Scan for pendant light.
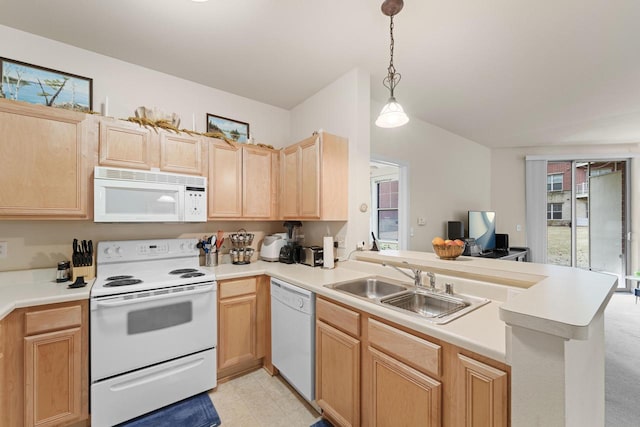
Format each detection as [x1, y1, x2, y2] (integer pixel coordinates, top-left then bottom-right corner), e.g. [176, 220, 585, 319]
[376, 0, 409, 128]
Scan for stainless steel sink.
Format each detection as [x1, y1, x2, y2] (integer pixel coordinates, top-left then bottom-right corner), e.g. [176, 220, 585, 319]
[381, 292, 468, 318]
[325, 277, 490, 324]
[328, 277, 409, 299]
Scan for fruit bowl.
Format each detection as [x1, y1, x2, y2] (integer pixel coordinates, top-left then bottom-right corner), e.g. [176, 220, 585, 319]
[432, 241, 465, 260]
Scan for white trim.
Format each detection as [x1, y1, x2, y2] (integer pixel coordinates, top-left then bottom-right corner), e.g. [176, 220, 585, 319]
[370, 157, 408, 250]
[526, 154, 636, 161]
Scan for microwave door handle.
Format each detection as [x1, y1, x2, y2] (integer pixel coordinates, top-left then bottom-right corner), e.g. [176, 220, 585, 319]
[95, 284, 215, 308]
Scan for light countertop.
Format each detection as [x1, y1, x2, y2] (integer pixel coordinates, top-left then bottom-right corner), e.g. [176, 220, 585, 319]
[0, 268, 93, 319]
[0, 250, 617, 364]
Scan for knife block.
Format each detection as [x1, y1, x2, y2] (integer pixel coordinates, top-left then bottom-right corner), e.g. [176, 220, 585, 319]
[72, 263, 95, 282]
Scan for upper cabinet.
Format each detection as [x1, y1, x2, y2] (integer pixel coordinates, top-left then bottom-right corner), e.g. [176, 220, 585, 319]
[281, 132, 348, 220]
[98, 118, 205, 176]
[0, 99, 95, 219]
[208, 139, 278, 219]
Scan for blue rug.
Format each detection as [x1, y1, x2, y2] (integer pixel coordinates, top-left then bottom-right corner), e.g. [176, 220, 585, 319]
[310, 419, 333, 427]
[118, 393, 221, 427]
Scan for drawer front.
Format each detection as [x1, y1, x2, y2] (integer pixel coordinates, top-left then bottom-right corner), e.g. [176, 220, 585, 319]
[219, 277, 257, 299]
[368, 318, 441, 377]
[317, 298, 360, 337]
[25, 305, 82, 336]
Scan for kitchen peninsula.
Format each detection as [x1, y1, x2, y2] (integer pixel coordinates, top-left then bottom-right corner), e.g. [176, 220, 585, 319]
[0, 251, 615, 427]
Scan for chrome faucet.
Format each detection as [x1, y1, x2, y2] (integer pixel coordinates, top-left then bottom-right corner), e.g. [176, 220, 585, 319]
[382, 261, 432, 289]
[425, 271, 436, 290]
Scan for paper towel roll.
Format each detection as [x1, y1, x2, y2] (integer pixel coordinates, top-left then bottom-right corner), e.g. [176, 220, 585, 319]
[323, 236, 334, 269]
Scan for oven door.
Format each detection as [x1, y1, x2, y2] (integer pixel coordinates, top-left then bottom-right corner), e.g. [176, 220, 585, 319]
[94, 179, 184, 222]
[90, 282, 216, 381]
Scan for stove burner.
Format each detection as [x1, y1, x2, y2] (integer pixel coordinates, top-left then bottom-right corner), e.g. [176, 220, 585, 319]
[181, 272, 205, 278]
[106, 275, 134, 281]
[104, 279, 143, 287]
[169, 268, 198, 275]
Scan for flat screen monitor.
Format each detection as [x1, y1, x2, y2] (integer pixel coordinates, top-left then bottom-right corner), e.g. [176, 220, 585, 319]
[468, 211, 496, 251]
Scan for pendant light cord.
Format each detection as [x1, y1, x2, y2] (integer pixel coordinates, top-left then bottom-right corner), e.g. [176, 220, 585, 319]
[383, 15, 401, 97]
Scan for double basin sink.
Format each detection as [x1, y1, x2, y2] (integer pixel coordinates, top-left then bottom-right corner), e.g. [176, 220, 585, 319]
[325, 277, 490, 324]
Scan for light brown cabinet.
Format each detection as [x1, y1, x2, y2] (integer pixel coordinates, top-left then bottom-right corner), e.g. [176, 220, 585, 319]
[208, 140, 278, 219]
[368, 346, 441, 427]
[366, 318, 442, 426]
[98, 118, 205, 176]
[1, 300, 88, 427]
[316, 296, 510, 427]
[0, 99, 95, 219]
[217, 276, 270, 380]
[316, 298, 361, 427]
[454, 353, 508, 427]
[281, 132, 348, 220]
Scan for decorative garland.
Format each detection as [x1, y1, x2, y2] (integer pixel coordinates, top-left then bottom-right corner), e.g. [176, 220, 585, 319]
[123, 117, 273, 149]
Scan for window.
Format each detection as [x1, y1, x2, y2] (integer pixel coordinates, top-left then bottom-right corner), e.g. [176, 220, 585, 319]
[547, 174, 563, 192]
[547, 203, 562, 220]
[376, 180, 398, 246]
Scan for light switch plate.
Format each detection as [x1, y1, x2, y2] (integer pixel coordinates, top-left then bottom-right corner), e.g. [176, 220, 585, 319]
[0, 241, 7, 258]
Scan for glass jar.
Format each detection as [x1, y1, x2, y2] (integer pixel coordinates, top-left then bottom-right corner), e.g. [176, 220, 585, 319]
[56, 261, 70, 282]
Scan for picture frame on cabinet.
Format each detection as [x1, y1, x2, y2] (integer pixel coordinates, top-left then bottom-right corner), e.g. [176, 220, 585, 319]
[206, 113, 250, 143]
[0, 57, 93, 112]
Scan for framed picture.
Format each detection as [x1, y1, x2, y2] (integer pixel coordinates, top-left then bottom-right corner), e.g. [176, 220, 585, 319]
[0, 57, 93, 112]
[206, 113, 250, 143]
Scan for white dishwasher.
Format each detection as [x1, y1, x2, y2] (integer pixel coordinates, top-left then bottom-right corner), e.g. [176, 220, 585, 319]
[271, 278, 316, 402]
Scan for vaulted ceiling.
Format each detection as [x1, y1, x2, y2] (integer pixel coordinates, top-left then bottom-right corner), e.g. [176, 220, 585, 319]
[3, 0, 640, 148]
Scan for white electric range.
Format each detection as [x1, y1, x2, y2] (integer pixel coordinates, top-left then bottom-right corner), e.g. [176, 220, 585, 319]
[90, 238, 217, 427]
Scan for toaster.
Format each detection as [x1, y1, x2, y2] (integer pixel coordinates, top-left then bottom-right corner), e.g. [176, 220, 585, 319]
[300, 246, 324, 267]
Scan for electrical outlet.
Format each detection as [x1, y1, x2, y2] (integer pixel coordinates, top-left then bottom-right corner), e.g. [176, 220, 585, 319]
[0, 241, 7, 258]
[417, 217, 426, 226]
[516, 224, 522, 232]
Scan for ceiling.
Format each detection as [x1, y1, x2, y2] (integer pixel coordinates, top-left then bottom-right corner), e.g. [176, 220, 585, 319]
[2, 0, 640, 148]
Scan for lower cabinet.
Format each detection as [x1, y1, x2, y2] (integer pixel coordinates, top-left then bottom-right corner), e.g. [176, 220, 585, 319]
[24, 327, 82, 427]
[454, 353, 508, 427]
[217, 276, 269, 380]
[0, 300, 89, 427]
[369, 346, 441, 427]
[315, 296, 510, 427]
[316, 320, 360, 427]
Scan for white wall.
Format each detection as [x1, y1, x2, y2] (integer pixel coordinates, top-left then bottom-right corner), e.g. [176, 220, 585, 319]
[0, 24, 291, 271]
[289, 68, 372, 257]
[370, 101, 492, 251]
[0, 25, 290, 147]
[491, 144, 640, 271]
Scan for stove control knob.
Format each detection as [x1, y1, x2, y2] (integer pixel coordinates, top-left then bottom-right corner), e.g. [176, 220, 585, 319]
[297, 298, 304, 309]
[115, 246, 123, 256]
[180, 243, 186, 251]
[104, 247, 113, 256]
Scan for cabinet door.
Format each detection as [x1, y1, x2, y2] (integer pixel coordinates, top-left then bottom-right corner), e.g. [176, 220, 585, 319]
[24, 327, 82, 427]
[243, 146, 273, 218]
[99, 119, 153, 170]
[0, 320, 4, 421]
[160, 132, 204, 175]
[456, 354, 508, 427]
[369, 346, 441, 427]
[299, 136, 321, 218]
[218, 294, 257, 370]
[0, 100, 90, 218]
[316, 320, 360, 427]
[208, 140, 242, 218]
[281, 145, 299, 218]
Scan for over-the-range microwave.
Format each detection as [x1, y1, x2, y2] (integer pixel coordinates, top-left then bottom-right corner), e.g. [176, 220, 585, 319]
[94, 166, 207, 223]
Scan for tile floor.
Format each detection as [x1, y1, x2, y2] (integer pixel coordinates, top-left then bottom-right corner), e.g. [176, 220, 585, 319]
[208, 368, 322, 426]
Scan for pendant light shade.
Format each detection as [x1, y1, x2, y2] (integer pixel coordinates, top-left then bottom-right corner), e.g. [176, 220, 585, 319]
[375, 97, 409, 128]
[376, 1, 408, 129]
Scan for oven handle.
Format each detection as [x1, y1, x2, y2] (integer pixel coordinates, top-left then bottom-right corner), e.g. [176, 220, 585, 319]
[95, 284, 215, 308]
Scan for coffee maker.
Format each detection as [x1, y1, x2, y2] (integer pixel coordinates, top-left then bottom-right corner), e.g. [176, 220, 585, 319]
[279, 221, 302, 264]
